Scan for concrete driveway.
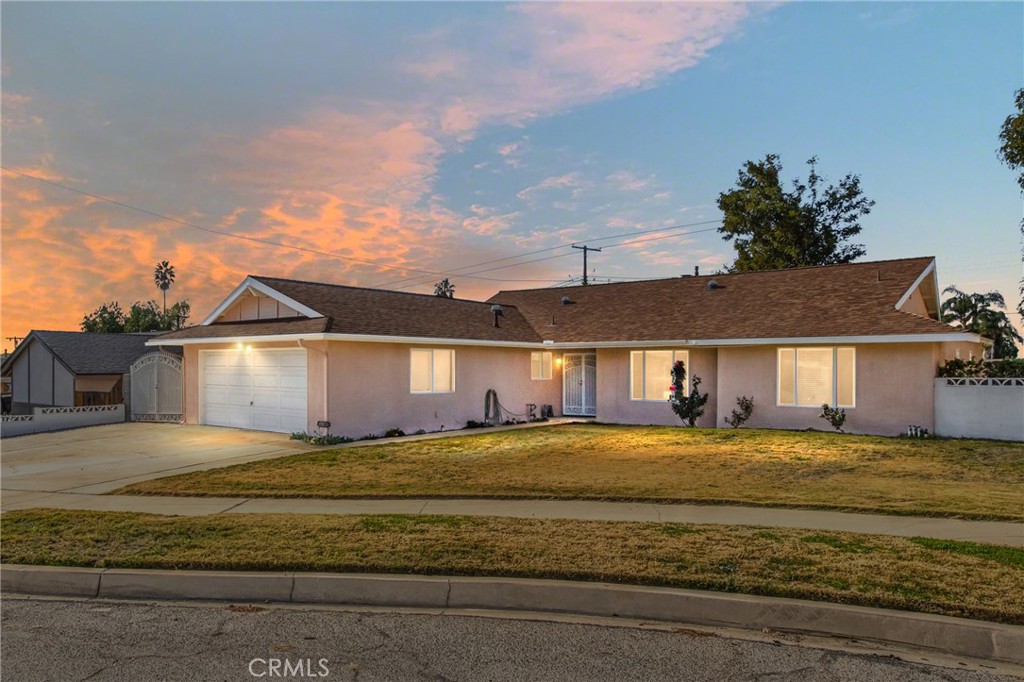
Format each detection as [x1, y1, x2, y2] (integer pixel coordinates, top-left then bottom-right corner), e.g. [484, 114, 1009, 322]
[1, 423, 317, 510]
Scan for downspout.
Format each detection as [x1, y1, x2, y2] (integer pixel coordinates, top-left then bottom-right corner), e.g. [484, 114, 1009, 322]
[298, 339, 329, 430]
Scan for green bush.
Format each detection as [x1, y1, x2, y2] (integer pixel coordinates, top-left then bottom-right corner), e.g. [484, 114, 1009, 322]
[819, 404, 847, 433]
[723, 396, 754, 428]
[289, 432, 354, 446]
[937, 357, 1024, 378]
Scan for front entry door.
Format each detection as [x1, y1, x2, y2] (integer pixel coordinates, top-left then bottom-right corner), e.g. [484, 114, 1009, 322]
[563, 353, 596, 416]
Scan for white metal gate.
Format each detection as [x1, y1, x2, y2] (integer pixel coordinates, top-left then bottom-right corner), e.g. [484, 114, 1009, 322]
[130, 352, 183, 422]
[563, 353, 596, 416]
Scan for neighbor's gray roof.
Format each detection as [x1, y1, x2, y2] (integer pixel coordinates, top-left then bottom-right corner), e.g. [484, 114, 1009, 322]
[2, 331, 181, 376]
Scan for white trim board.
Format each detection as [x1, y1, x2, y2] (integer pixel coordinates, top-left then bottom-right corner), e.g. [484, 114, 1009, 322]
[149, 331, 984, 349]
[894, 259, 937, 313]
[200, 277, 323, 326]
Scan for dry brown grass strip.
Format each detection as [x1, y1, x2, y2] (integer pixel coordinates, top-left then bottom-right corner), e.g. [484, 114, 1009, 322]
[117, 425, 1024, 520]
[3, 509, 1022, 624]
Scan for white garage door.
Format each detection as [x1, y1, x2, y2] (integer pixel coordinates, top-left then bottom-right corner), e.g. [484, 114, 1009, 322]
[201, 349, 307, 433]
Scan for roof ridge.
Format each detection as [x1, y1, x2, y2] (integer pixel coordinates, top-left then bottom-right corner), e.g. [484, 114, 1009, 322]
[493, 256, 935, 295]
[252, 275, 521, 309]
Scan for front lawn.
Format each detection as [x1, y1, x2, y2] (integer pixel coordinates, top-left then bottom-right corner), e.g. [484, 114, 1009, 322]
[3, 509, 1022, 624]
[117, 424, 1024, 520]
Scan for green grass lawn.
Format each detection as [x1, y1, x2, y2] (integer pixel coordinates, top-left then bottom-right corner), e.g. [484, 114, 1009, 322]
[117, 424, 1024, 520]
[3, 509, 1022, 624]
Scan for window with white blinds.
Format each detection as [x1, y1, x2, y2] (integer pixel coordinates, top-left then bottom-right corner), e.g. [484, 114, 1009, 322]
[777, 347, 855, 408]
[531, 352, 553, 380]
[630, 350, 689, 401]
[410, 349, 455, 394]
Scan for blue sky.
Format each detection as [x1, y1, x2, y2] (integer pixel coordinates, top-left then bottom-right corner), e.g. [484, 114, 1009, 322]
[2, 2, 1021, 341]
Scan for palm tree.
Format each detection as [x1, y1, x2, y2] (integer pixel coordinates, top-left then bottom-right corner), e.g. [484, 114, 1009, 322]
[154, 261, 176, 314]
[941, 285, 1022, 358]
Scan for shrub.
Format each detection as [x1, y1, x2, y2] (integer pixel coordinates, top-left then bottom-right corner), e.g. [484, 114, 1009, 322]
[465, 420, 493, 429]
[383, 427, 406, 438]
[937, 358, 987, 377]
[987, 358, 1024, 378]
[819, 404, 847, 433]
[360, 433, 381, 441]
[723, 395, 754, 428]
[289, 432, 353, 446]
[669, 360, 709, 428]
[937, 357, 1024, 378]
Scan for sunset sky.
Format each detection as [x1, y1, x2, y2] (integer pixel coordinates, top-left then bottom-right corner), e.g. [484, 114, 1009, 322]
[2, 2, 1021, 348]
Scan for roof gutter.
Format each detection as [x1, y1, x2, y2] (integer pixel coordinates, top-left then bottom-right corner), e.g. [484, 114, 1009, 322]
[149, 331, 984, 349]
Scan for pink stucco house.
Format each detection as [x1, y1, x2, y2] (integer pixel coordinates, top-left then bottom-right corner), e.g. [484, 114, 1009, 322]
[151, 256, 984, 437]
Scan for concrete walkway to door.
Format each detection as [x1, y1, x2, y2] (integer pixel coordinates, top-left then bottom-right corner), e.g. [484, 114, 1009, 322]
[2, 422, 1021, 548]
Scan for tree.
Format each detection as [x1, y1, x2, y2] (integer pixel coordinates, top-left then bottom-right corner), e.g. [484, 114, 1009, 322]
[154, 261, 176, 314]
[81, 302, 126, 333]
[941, 285, 1022, 359]
[996, 88, 1024, 318]
[998, 89, 1024, 193]
[433, 278, 455, 298]
[717, 154, 874, 272]
[80, 300, 191, 334]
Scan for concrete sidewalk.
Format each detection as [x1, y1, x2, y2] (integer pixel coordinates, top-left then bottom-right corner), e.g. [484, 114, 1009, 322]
[3, 491, 1021, 547]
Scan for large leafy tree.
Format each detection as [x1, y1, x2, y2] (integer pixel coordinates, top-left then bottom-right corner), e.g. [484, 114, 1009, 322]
[996, 88, 1024, 318]
[941, 285, 1021, 359]
[717, 155, 874, 272]
[80, 300, 190, 333]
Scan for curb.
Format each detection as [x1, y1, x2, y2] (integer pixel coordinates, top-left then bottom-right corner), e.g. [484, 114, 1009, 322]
[3, 565, 1022, 665]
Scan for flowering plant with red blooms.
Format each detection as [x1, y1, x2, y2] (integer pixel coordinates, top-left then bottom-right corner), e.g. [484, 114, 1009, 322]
[669, 360, 709, 427]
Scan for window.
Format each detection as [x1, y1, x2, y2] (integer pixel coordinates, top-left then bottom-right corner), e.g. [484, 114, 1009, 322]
[410, 349, 455, 394]
[531, 352, 553, 380]
[630, 350, 688, 401]
[777, 347, 855, 408]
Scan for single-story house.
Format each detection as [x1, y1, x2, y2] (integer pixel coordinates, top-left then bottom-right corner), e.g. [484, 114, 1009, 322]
[150, 256, 984, 437]
[1, 331, 181, 414]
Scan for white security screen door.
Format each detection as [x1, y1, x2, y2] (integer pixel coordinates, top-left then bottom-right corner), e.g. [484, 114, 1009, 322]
[201, 348, 307, 433]
[563, 353, 596, 416]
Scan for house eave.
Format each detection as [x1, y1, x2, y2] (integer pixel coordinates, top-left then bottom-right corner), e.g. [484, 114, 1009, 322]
[150, 331, 983, 349]
[199, 276, 323, 326]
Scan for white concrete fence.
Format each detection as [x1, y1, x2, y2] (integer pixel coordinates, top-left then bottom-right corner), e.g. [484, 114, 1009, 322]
[934, 378, 1024, 442]
[0, 404, 125, 438]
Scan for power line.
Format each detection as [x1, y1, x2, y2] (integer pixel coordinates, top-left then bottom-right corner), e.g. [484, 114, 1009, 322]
[382, 221, 724, 291]
[0, 167, 567, 284]
[5, 167, 725, 288]
[372, 219, 723, 289]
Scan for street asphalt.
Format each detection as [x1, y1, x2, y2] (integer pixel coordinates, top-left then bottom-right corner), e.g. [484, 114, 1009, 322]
[2, 597, 1019, 682]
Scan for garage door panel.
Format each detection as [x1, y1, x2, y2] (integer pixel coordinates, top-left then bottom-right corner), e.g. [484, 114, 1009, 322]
[202, 350, 307, 434]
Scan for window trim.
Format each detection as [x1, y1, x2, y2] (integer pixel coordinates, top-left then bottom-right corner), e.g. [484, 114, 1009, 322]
[410, 348, 456, 394]
[630, 350, 689, 402]
[776, 347, 855, 409]
[531, 351, 553, 381]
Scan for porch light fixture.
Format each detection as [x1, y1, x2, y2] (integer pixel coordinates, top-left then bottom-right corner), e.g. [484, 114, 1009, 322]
[555, 356, 563, 367]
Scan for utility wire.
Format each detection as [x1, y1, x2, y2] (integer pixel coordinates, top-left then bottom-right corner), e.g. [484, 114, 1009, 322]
[5, 167, 724, 288]
[0, 167, 568, 284]
[374, 218, 723, 289]
[386, 223, 723, 292]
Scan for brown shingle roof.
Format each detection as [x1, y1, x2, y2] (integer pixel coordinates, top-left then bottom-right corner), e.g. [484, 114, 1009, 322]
[154, 317, 330, 341]
[488, 257, 963, 343]
[154, 257, 972, 345]
[157, 278, 542, 343]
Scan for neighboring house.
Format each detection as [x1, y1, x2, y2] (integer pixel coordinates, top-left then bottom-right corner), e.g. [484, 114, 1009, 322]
[151, 256, 985, 437]
[0, 331, 181, 414]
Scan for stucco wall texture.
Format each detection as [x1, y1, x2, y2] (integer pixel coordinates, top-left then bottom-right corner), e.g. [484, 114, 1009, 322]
[181, 339, 983, 438]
